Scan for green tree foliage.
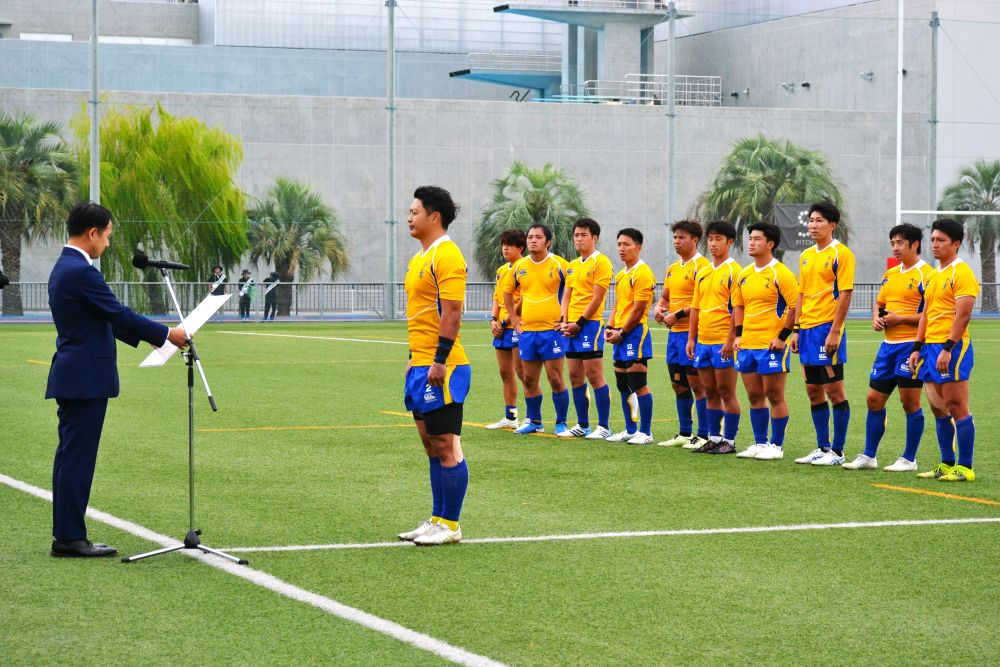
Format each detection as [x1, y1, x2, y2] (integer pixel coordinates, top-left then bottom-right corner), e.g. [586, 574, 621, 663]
[247, 178, 349, 314]
[0, 111, 78, 315]
[697, 134, 847, 251]
[939, 159, 1000, 311]
[473, 162, 590, 278]
[73, 103, 247, 288]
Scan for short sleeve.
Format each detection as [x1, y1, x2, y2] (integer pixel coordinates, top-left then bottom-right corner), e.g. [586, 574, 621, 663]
[434, 245, 467, 302]
[731, 273, 745, 307]
[778, 265, 800, 303]
[594, 256, 613, 289]
[876, 271, 890, 304]
[835, 247, 856, 291]
[633, 267, 656, 303]
[503, 260, 519, 294]
[690, 275, 704, 310]
[954, 264, 980, 299]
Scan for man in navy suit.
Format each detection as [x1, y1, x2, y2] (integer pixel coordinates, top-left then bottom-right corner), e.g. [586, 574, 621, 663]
[47, 202, 188, 558]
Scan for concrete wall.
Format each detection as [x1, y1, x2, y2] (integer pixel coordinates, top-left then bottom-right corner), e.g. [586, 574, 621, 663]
[0, 40, 523, 101]
[0, 0, 199, 42]
[660, 0, 934, 113]
[0, 87, 929, 287]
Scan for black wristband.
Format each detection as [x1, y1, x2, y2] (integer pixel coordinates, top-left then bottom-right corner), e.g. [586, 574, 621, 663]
[734, 325, 744, 336]
[778, 327, 792, 342]
[575, 316, 588, 328]
[793, 324, 801, 332]
[408, 350, 412, 360]
[943, 339, 956, 352]
[620, 327, 632, 337]
[674, 309, 687, 319]
[490, 316, 498, 322]
[433, 336, 454, 365]
[911, 341, 923, 353]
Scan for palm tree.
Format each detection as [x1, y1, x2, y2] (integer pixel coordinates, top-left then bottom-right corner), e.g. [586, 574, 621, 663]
[473, 161, 590, 279]
[247, 178, 349, 315]
[696, 134, 848, 252]
[0, 111, 78, 315]
[939, 159, 1000, 311]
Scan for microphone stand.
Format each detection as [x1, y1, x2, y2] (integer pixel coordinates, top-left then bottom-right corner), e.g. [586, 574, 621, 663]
[123, 267, 247, 565]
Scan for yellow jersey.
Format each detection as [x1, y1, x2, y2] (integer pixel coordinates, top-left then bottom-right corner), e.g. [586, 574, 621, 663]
[493, 261, 521, 328]
[663, 253, 712, 333]
[691, 258, 741, 345]
[611, 260, 657, 329]
[798, 240, 855, 328]
[732, 259, 799, 349]
[566, 251, 614, 322]
[404, 235, 469, 366]
[506, 253, 570, 332]
[923, 258, 979, 343]
[877, 259, 935, 343]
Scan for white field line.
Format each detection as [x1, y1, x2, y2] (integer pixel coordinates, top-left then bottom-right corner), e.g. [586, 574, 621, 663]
[0, 472, 505, 667]
[217, 331, 408, 345]
[222, 516, 1000, 553]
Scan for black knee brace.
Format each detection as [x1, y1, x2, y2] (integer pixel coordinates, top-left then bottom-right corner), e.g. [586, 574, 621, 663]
[615, 372, 631, 394]
[627, 371, 648, 393]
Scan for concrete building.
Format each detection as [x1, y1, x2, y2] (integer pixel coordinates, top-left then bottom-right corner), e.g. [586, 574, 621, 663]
[0, 0, 995, 287]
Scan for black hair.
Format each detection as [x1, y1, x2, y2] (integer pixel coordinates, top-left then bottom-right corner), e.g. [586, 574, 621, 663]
[747, 222, 781, 249]
[499, 228, 526, 250]
[66, 202, 113, 237]
[671, 220, 703, 240]
[704, 220, 737, 240]
[617, 228, 644, 245]
[808, 201, 841, 224]
[527, 223, 553, 242]
[889, 223, 922, 254]
[413, 185, 459, 229]
[931, 218, 964, 244]
[213, 265, 223, 272]
[573, 217, 601, 237]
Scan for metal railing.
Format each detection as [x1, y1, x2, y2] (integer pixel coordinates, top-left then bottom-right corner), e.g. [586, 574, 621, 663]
[7, 282, 1000, 320]
[467, 50, 562, 72]
[501, 0, 694, 11]
[554, 74, 722, 106]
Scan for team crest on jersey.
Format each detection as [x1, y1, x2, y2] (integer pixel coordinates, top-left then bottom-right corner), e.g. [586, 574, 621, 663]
[519, 269, 527, 276]
[824, 259, 831, 269]
[549, 267, 554, 278]
[907, 278, 915, 290]
[567, 268, 575, 275]
[764, 279, 771, 290]
[740, 277, 747, 285]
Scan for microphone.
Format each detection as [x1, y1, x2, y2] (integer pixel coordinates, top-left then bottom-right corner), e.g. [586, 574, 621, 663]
[0, 271, 8, 289]
[132, 253, 190, 271]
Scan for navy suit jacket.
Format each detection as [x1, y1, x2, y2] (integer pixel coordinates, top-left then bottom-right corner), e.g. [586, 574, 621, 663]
[46, 247, 170, 400]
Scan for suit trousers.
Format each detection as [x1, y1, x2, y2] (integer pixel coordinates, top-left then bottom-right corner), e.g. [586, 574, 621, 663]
[52, 398, 109, 541]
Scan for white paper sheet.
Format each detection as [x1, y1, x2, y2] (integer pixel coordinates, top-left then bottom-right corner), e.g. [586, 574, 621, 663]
[140, 293, 232, 367]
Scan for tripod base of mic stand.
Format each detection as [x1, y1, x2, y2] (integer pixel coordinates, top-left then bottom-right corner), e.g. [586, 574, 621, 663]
[121, 530, 249, 565]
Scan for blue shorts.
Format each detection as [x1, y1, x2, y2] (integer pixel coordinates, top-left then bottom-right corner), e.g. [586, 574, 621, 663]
[404, 364, 472, 415]
[870, 341, 919, 382]
[566, 320, 605, 355]
[736, 347, 791, 375]
[493, 327, 519, 350]
[918, 341, 974, 384]
[693, 342, 735, 370]
[518, 329, 567, 362]
[798, 322, 848, 365]
[666, 330, 694, 366]
[613, 324, 653, 363]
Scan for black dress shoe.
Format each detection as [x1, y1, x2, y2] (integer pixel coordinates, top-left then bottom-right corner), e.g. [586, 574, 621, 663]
[50, 539, 118, 558]
[709, 441, 737, 454]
